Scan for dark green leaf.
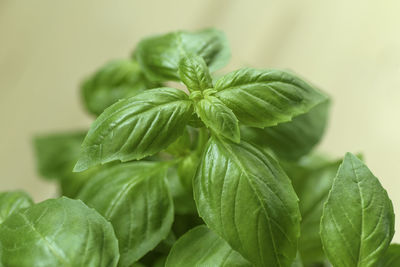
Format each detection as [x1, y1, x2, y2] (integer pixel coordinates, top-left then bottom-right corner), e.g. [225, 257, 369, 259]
[74, 88, 193, 172]
[166, 225, 251, 267]
[178, 54, 213, 91]
[81, 59, 159, 116]
[136, 28, 230, 81]
[194, 137, 301, 266]
[241, 99, 330, 160]
[196, 96, 240, 143]
[0, 197, 119, 267]
[214, 68, 327, 128]
[78, 162, 174, 267]
[379, 244, 400, 267]
[320, 153, 394, 267]
[0, 191, 33, 224]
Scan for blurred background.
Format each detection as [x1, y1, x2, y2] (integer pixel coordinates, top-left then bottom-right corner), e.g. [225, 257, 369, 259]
[1, 0, 399, 239]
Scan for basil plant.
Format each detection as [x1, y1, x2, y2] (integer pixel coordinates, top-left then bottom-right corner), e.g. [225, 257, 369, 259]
[0, 28, 397, 267]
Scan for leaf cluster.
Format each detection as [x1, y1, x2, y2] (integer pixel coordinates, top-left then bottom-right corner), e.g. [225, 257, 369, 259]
[0, 28, 396, 267]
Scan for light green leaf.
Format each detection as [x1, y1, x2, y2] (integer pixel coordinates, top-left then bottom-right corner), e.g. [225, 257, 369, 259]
[194, 137, 301, 266]
[214, 68, 327, 128]
[241, 98, 330, 160]
[74, 88, 193, 172]
[81, 59, 159, 116]
[0, 191, 33, 224]
[320, 153, 395, 267]
[178, 55, 213, 91]
[136, 28, 230, 81]
[166, 225, 252, 267]
[78, 162, 174, 267]
[379, 244, 400, 266]
[0, 197, 119, 267]
[196, 96, 240, 143]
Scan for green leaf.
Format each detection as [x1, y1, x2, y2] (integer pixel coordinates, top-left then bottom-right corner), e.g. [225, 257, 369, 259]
[136, 28, 230, 81]
[81, 59, 159, 116]
[74, 88, 193, 172]
[78, 162, 174, 267]
[320, 153, 395, 267]
[379, 244, 400, 266]
[33, 131, 99, 198]
[196, 96, 240, 143]
[214, 68, 327, 128]
[241, 98, 330, 160]
[166, 225, 252, 267]
[33, 131, 87, 179]
[0, 197, 119, 267]
[194, 137, 301, 266]
[178, 54, 213, 91]
[286, 156, 341, 265]
[0, 191, 33, 224]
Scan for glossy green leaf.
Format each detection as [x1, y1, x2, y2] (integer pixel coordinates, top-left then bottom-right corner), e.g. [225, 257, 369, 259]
[178, 55, 213, 91]
[320, 153, 395, 267]
[0, 197, 119, 267]
[166, 225, 251, 267]
[78, 162, 174, 267]
[74, 88, 193, 172]
[379, 244, 400, 266]
[194, 137, 301, 266]
[81, 59, 159, 116]
[136, 28, 230, 81]
[214, 68, 327, 128]
[0, 191, 33, 224]
[196, 96, 240, 143]
[241, 99, 330, 160]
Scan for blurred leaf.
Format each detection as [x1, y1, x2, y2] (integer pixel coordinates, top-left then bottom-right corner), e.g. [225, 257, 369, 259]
[81, 59, 159, 116]
[241, 98, 330, 160]
[136, 28, 230, 81]
[0, 191, 33, 224]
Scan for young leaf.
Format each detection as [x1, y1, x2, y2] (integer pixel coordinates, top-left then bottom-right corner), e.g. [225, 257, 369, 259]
[194, 137, 301, 266]
[196, 96, 240, 143]
[166, 225, 251, 267]
[241, 98, 330, 160]
[81, 59, 159, 116]
[78, 162, 174, 267]
[379, 244, 400, 266]
[178, 54, 213, 91]
[320, 153, 395, 267]
[136, 28, 230, 81]
[0, 191, 33, 224]
[214, 68, 327, 128]
[0, 197, 119, 267]
[74, 88, 193, 172]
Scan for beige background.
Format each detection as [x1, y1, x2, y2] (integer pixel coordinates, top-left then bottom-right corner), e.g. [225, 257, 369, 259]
[1, 0, 399, 240]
